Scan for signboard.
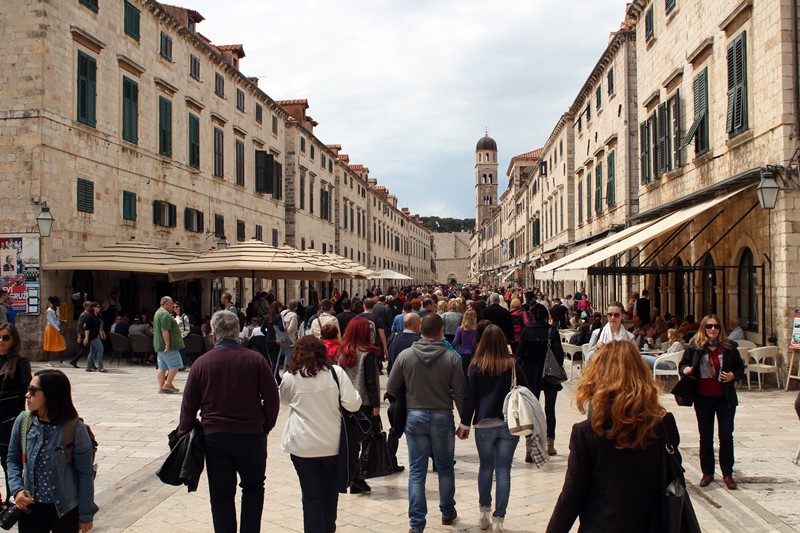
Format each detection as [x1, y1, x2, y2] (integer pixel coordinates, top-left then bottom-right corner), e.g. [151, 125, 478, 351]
[791, 308, 800, 348]
[0, 235, 40, 314]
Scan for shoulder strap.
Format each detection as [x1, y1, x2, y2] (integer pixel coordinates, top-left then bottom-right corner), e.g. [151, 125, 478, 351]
[20, 411, 33, 464]
[63, 418, 79, 464]
[511, 363, 517, 390]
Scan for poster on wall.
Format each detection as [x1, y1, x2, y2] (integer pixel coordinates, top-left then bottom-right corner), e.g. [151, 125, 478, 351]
[791, 308, 800, 348]
[0, 235, 40, 314]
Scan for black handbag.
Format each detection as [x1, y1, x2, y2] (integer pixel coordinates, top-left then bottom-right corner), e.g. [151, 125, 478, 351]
[671, 375, 697, 407]
[331, 369, 372, 493]
[360, 418, 393, 479]
[649, 415, 701, 533]
[542, 328, 567, 385]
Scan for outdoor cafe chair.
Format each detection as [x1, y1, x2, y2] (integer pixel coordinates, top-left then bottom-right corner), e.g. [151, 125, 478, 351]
[747, 346, 782, 390]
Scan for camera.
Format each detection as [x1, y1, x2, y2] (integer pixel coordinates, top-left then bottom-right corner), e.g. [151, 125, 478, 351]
[0, 500, 23, 530]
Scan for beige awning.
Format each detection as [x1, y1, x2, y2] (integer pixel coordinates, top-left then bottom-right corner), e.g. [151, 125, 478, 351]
[167, 239, 344, 282]
[553, 187, 748, 282]
[43, 241, 188, 274]
[305, 250, 378, 280]
[369, 269, 412, 280]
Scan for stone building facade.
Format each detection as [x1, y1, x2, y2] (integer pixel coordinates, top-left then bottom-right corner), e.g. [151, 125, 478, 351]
[432, 232, 471, 284]
[0, 0, 433, 354]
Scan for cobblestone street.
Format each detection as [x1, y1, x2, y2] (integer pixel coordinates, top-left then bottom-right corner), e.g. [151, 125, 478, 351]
[44, 361, 800, 532]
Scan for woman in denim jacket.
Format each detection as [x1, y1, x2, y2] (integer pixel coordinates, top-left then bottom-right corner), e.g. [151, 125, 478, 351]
[7, 369, 98, 532]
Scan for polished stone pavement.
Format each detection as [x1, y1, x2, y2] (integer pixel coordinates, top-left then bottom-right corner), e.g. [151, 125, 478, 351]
[36, 360, 800, 532]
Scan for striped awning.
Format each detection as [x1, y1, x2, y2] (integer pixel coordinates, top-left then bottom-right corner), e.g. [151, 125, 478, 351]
[43, 241, 188, 274]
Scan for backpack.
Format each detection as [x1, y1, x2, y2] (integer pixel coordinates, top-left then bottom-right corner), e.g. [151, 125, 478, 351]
[511, 313, 524, 338]
[274, 313, 291, 347]
[21, 412, 98, 478]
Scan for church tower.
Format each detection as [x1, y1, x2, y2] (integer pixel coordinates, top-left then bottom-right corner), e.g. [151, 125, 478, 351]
[475, 132, 499, 228]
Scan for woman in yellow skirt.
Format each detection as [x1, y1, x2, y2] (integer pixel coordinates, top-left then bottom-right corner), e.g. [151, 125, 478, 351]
[43, 296, 66, 366]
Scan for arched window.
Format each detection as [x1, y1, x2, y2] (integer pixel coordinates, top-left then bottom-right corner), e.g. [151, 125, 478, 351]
[489, 174, 493, 183]
[674, 258, 685, 318]
[702, 255, 717, 316]
[738, 248, 758, 330]
[482, 174, 487, 184]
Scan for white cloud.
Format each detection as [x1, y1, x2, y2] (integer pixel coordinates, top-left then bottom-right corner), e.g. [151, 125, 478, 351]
[185, 0, 627, 217]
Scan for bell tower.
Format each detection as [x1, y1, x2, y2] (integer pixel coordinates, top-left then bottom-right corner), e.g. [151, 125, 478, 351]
[475, 132, 498, 228]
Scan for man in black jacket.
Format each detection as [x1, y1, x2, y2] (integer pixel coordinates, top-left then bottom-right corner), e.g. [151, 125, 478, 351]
[388, 313, 421, 375]
[483, 293, 514, 344]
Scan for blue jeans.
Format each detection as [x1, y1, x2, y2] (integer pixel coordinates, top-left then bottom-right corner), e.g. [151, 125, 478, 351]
[205, 432, 267, 533]
[85, 337, 103, 370]
[475, 425, 518, 518]
[642, 355, 672, 370]
[405, 410, 456, 532]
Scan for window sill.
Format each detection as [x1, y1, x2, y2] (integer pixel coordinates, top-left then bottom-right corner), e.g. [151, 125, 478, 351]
[666, 7, 680, 25]
[664, 166, 685, 180]
[646, 35, 657, 51]
[692, 150, 714, 166]
[726, 129, 753, 150]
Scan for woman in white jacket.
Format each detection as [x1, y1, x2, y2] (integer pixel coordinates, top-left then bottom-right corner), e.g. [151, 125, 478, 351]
[280, 336, 361, 533]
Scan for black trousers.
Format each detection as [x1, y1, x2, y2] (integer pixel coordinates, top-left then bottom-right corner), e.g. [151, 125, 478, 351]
[68, 342, 88, 366]
[18, 503, 79, 533]
[291, 455, 339, 533]
[694, 394, 736, 476]
[529, 363, 558, 439]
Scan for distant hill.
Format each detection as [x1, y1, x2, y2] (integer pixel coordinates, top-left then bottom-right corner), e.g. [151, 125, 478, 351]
[420, 217, 476, 233]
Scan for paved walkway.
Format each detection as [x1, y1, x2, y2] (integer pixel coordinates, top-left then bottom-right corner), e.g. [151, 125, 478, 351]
[37, 360, 800, 532]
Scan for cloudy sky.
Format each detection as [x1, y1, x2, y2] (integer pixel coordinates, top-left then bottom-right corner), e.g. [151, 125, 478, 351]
[186, 0, 629, 218]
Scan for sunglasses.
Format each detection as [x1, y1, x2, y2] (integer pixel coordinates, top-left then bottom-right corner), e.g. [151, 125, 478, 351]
[0, 335, 11, 342]
[705, 324, 721, 330]
[26, 386, 42, 395]
[607, 312, 621, 318]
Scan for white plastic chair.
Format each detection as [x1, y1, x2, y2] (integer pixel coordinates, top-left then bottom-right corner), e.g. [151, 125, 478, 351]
[562, 344, 583, 381]
[737, 347, 750, 388]
[559, 329, 576, 343]
[581, 343, 591, 366]
[735, 339, 757, 349]
[747, 346, 781, 390]
[652, 350, 683, 379]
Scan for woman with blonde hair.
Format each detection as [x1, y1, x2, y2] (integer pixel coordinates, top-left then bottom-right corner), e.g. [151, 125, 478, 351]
[665, 328, 685, 353]
[458, 325, 527, 531]
[547, 341, 679, 532]
[453, 309, 478, 374]
[680, 314, 745, 489]
[441, 299, 464, 344]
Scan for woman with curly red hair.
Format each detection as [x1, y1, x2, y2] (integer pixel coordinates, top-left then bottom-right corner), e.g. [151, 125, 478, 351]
[335, 316, 381, 493]
[547, 340, 681, 532]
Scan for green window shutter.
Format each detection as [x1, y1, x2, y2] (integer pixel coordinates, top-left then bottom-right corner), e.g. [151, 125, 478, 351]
[213, 128, 224, 177]
[595, 161, 603, 213]
[79, 0, 99, 13]
[666, 0, 676, 14]
[577, 182, 583, 223]
[586, 172, 592, 219]
[672, 90, 681, 168]
[273, 160, 283, 200]
[727, 32, 748, 135]
[272, 229, 279, 246]
[235, 140, 245, 186]
[640, 121, 649, 184]
[188, 113, 200, 168]
[607, 151, 616, 206]
[645, 6, 654, 40]
[76, 51, 96, 127]
[124, 1, 140, 41]
[168, 203, 177, 228]
[158, 97, 172, 157]
[254, 151, 274, 194]
[122, 191, 137, 221]
[255, 224, 263, 241]
[596, 85, 602, 109]
[122, 76, 138, 144]
[77, 178, 94, 213]
[657, 102, 667, 174]
[255, 103, 262, 123]
[152, 200, 161, 225]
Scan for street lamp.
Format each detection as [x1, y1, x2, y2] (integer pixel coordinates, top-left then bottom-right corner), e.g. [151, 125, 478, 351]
[756, 171, 780, 210]
[36, 202, 54, 237]
[216, 236, 229, 250]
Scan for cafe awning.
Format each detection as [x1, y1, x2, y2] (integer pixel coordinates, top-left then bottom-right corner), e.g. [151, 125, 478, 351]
[368, 269, 412, 280]
[43, 241, 188, 274]
[552, 187, 747, 282]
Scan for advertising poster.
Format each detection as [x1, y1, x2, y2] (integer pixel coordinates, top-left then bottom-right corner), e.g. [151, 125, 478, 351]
[791, 308, 800, 348]
[0, 235, 40, 314]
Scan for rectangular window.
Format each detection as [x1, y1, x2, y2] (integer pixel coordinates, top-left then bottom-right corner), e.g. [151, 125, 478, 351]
[657, 102, 668, 174]
[666, 0, 676, 14]
[184, 208, 204, 233]
[236, 219, 245, 241]
[310, 145, 315, 160]
[648, 112, 658, 179]
[272, 115, 278, 134]
[343, 203, 348, 228]
[350, 207, 354, 231]
[255, 103, 262, 124]
[122, 76, 138, 144]
[189, 54, 200, 80]
[607, 68, 614, 94]
[586, 172, 592, 220]
[215, 73, 224, 98]
[300, 137, 306, 152]
[328, 160, 333, 173]
[152, 200, 176, 228]
[640, 121, 650, 184]
[272, 229, 279, 246]
[586, 102, 591, 122]
[79, 0, 99, 12]
[596, 85, 602, 109]
[124, 1, 140, 41]
[213, 128, 224, 178]
[680, 68, 709, 155]
[255, 224, 263, 241]
[595, 161, 603, 214]
[235, 140, 245, 186]
[577, 182, 583, 224]
[667, 90, 681, 169]
[214, 214, 224, 237]
[77, 178, 94, 213]
[645, 5, 654, 40]
[255, 150, 273, 194]
[158, 97, 172, 157]
[188, 113, 200, 169]
[309, 184, 315, 214]
[726, 32, 748, 137]
[607, 151, 616, 206]
[300, 176, 305, 209]
[236, 89, 245, 112]
[159, 32, 173, 61]
[76, 51, 97, 127]
[320, 189, 330, 220]
[321, 154, 326, 168]
[122, 190, 136, 221]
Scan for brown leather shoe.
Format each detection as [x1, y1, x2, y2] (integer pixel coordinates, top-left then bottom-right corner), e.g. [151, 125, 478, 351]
[699, 474, 714, 487]
[723, 475, 738, 490]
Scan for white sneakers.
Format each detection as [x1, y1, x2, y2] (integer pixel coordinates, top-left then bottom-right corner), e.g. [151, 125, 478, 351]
[479, 507, 491, 530]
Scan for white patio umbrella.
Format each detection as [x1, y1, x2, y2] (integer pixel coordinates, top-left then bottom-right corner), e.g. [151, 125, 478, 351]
[368, 269, 412, 280]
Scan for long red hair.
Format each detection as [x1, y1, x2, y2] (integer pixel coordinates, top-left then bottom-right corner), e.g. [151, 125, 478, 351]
[336, 316, 380, 368]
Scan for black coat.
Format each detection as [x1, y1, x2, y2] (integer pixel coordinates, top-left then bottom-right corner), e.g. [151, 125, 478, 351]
[483, 304, 514, 343]
[387, 332, 419, 375]
[158, 420, 205, 492]
[547, 413, 680, 533]
[514, 323, 565, 393]
[679, 342, 745, 408]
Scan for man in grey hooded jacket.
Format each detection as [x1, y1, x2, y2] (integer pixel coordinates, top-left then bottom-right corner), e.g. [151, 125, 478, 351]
[386, 313, 466, 533]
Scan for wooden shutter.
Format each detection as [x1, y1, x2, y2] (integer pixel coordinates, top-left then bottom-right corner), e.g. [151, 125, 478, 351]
[255, 151, 274, 194]
[77, 52, 96, 127]
[672, 90, 681, 167]
[122, 191, 136, 221]
[168, 203, 177, 227]
[184, 207, 192, 231]
[122, 76, 138, 144]
[607, 151, 616, 206]
[235, 140, 245, 186]
[273, 160, 283, 200]
[595, 161, 603, 213]
[77, 178, 94, 213]
[188, 113, 200, 168]
[645, 6, 654, 39]
[586, 172, 592, 219]
[152, 200, 161, 225]
[124, 1, 140, 40]
[640, 121, 648, 184]
[732, 33, 748, 133]
[159, 97, 172, 157]
[657, 103, 667, 174]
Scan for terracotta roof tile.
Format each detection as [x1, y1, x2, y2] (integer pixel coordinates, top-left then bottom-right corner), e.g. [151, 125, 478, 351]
[277, 99, 309, 108]
[326, 144, 342, 151]
[511, 148, 543, 161]
[217, 44, 245, 58]
[349, 164, 366, 171]
[337, 154, 350, 162]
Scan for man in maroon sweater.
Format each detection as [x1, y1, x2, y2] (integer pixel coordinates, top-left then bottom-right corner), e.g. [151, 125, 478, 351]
[178, 310, 279, 533]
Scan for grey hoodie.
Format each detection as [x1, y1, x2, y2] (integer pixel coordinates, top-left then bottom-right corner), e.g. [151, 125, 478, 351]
[386, 338, 466, 420]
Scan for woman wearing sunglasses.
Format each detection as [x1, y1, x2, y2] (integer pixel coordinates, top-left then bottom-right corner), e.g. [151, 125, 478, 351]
[679, 314, 745, 490]
[7, 369, 98, 531]
[0, 323, 31, 498]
